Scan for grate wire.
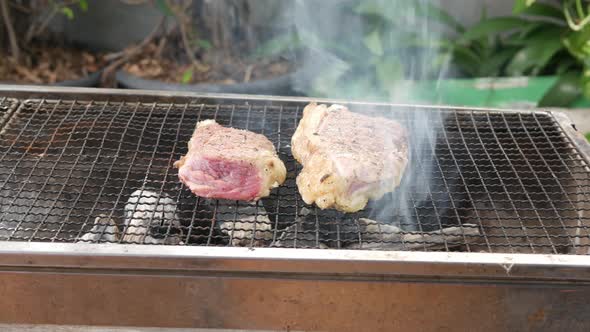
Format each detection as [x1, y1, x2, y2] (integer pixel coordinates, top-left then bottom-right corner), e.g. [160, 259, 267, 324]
[0, 98, 587, 253]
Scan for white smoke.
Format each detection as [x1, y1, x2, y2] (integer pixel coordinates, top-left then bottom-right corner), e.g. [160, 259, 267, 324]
[287, 0, 451, 230]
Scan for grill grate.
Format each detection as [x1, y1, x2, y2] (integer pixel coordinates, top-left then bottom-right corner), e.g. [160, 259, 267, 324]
[0, 98, 588, 254]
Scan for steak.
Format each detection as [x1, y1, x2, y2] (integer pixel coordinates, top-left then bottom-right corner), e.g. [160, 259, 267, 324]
[175, 120, 286, 201]
[291, 103, 409, 212]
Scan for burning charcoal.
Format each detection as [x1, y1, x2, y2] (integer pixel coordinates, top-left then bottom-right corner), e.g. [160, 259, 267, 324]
[122, 189, 183, 245]
[352, 218, 403, 243]
[272, 208, 329, 249]
[347, 218, 481, 250]
[77, 215, 120, 243]
[210, 200, 274, 247]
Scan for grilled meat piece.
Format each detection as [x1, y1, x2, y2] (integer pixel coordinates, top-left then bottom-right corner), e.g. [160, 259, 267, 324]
[175, 120, 286, 201]
[291, 103, 409, 212]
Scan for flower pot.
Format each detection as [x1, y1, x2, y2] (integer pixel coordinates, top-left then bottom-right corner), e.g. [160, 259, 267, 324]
[115, 70, 303, 96]
[51, 69, 103, 87]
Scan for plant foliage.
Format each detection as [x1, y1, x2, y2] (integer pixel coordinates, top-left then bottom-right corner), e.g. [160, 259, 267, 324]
[257, 0, 590, 107]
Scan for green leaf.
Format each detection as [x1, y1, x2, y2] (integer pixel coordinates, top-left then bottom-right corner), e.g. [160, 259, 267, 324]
[510, 22, 546, 44]
[416, 3, 465, 32]
[556, 57, 578, 74]
[354, 2, 382, 16]
[181, 68, 193, 84]
[515, 2, 563, 20]
[60, 7, 74, 20]
[375, 56, 403, 88]
[478, 6, 488, 24]
[513, 0, 536, 14]
[430, 52, 453, 75]
[78, 0, 88, 12]
[452, 44, 481, 66]
[582, 68, 590, 99]
[563, 25, 590, 62]
[505, 28, 564, 76]
[482, 47, 520, 76]
[460, 17, 531, 42]
[253, 32, 300, 58]
[451, 46, 482, 77]
[154, 0, 174, 17]
[363, 29, 383, 56]
[339, 77, 380, 100]
[310, 61, 351, 97]
[506, 20, 565, 47]
[538, 71, 581, 107]
[585, 132, 590, 142]
[195, 39, 212, 50]
[296, 29, 352, 58]
[399, 33, 453, 49]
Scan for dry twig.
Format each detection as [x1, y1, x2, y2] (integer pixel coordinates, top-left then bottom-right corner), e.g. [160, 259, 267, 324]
[155, 34, 168, 58]
[25, 0, 79, 43]
[8, 2, 31, 13]
[13, 65, 42, 83]
[243, 64, 254, 82]
[101, 17, 165, 85]
[166, 0, 198, 65]
[1, 0, 20, 62]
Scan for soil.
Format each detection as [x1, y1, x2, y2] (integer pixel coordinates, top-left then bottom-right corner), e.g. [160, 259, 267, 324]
[0, 39, 292, 86]
[0, 47, 105, 84]
[121, 42, 293, 85]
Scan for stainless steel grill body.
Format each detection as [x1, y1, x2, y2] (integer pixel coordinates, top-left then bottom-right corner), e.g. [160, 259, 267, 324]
[0, 86, 589, 331]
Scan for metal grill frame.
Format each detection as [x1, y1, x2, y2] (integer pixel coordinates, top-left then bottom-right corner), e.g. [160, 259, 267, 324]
[0, 85, 590, 331]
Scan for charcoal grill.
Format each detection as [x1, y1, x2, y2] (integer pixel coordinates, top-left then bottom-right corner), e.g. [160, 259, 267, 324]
[0, 85, 590, 331]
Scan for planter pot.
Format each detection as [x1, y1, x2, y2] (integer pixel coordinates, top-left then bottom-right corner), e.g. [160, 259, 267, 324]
[413, 76, 590, 109]
[52, 70, 103, 87]
[116, 70, 303, 96]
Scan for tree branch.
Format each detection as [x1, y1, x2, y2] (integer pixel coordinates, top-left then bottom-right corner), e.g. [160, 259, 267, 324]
[26, 0, 82, 43]
[167, 0, 198, 65]
[101, 16, 165, 85]
[1, 0, 20, 62]
[26, 7, 58, 44]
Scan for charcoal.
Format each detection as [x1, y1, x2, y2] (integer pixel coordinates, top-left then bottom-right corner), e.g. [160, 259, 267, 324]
[347, 219, 480, 250]
[77, 214, 120, 243]
[207, 200, 274, 247]
[122, 189, 183, 245]
[272, 207, 328, 249]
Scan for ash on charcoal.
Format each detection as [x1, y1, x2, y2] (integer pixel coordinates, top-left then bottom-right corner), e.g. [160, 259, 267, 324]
[122, 189, 183, 245]
[208, 200, 274, 247]
[346, 218, 480, 250]
[77, 214, 120, 243]
[272, 207, 329, 249]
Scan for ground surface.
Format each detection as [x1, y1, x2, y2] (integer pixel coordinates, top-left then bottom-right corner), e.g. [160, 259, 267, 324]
[122, 43, 292, 85]
[0, 48, 104, 84]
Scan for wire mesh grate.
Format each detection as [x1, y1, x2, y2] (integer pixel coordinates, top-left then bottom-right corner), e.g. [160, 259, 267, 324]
[0, 98, 588, 254]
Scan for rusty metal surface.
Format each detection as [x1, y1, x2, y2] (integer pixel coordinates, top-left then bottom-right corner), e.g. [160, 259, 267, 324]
[0, 267, 588, 331]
